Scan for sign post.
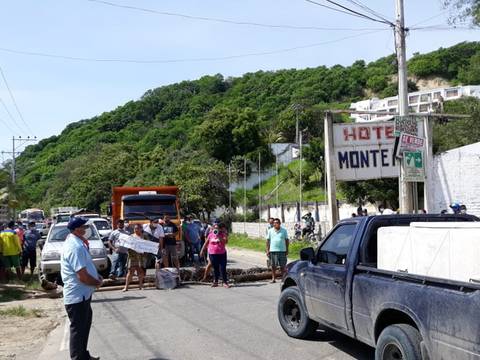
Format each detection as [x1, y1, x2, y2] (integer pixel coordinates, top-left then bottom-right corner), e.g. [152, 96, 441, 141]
[324, 112, 338, 230]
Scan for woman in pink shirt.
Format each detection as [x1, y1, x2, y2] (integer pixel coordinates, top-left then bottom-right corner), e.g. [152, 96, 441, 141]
[200, 223, 230, 288]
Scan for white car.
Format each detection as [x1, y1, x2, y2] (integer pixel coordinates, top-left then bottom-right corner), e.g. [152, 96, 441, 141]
[90, 217, 112, 240]
[40, 222, 109, 283]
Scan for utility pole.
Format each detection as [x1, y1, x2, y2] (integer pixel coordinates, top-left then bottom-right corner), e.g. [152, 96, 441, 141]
[299, 129, 304, 217]
[258, 152, 261, 235]
[243, 157, 247, 234]
[228, 162, 232, 210]
[394, 0, 413, 214]
[9, 136, 37, 185]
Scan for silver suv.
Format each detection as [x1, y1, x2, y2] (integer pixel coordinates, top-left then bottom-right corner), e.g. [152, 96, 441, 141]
[40, 222, 109, 283]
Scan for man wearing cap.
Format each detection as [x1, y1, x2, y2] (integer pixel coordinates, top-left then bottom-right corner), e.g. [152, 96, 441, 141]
[107, 219, 129, 280]
[61, 217, 102, 360]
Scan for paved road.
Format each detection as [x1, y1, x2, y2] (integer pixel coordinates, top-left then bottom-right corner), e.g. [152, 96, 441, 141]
[38, 282, 374, 360]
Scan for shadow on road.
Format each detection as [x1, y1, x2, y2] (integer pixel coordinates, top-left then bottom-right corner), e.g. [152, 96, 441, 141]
[307, 326, 375, 359]
[233, 282, 269, 288]
[92, 295, 146, 303]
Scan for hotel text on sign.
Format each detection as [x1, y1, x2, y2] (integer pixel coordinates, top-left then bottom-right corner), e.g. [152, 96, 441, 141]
[333, 122, 399, 181]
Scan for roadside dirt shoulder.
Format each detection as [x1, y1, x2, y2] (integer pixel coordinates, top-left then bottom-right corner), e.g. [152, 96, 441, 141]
[0, 297, 64, 360]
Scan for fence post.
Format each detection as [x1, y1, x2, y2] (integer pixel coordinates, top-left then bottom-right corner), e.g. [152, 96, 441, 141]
[281, 203, 285, 223]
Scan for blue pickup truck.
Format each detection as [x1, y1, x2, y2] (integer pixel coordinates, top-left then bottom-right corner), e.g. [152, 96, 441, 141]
[278, 214, 480, 360]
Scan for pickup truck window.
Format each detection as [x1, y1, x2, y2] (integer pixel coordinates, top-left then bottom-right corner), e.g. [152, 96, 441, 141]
[318, 223, 356, 265]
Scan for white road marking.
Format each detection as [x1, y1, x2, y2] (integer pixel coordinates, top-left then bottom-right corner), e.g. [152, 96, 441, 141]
[59, 320, 69, 351]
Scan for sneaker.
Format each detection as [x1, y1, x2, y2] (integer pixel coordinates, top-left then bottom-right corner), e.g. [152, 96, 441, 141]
[211, 282, 218, 287]
[223, 283, 231, 288]
[108, 274, 116, 280]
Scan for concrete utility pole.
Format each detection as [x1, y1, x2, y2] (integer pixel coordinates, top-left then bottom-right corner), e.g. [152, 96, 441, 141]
[394, 0, 413, 213]
[299, 130, 303, 216]
[324, 112, 338, 229]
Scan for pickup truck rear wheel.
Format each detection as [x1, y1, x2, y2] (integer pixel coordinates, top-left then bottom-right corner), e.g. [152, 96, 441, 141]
[376, 324, 422, 360]
[278, 286, 318, 339]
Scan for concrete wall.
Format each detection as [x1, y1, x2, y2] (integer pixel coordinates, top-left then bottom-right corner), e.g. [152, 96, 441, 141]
[429, 142, 480, 217]
[232, 202, 378, 238]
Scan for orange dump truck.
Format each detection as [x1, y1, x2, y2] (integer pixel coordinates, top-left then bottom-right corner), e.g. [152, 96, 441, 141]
[109, 186, 184, 260]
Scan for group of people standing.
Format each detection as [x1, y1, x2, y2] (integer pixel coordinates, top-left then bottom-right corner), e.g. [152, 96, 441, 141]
[0, 220, 41, 281]
[106, 215, 231, 289]
[107, 215, 180, 291]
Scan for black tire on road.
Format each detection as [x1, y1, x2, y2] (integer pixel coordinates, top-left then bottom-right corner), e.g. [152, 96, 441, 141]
[375, 324, 422, 360]
[277, 286, 318, 339]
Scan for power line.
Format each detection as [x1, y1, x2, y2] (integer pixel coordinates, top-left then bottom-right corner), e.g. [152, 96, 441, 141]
[0, 114, 15, 135]
[410, 24, 480, 31]
[410, 10, 449, 27]
[306, 0, 393, 25]
[0, 65, 34, 134]
[305, 0, 376, 21]
[0, 97, 25, 134]
[345, 0, 393, 24]
[86, 0, 386, 32]
[0, 30, 386, 64]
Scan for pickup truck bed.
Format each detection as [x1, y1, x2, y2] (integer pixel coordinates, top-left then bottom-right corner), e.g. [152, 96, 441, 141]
[278, 214, 480, 360]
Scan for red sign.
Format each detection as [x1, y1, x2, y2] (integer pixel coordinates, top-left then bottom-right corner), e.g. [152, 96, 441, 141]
[397, 132, 425, 157]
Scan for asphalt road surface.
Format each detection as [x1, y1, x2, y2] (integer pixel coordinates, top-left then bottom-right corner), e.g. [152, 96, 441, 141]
[38, 282, 374, 360]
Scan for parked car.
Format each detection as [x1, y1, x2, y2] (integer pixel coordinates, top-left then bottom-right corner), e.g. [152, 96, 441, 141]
[278, 214, 480, 360]
[40, 221, 110, 283]
[90, 217, 112, 245]
[36, 222, 49, 238]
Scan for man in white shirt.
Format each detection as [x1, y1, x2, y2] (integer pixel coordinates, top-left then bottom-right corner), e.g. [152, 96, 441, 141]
[143, 219, 164, 269]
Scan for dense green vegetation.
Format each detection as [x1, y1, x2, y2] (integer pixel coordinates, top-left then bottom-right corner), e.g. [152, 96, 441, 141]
[10, 41, 480, 214]
[233, 160, 327, 207]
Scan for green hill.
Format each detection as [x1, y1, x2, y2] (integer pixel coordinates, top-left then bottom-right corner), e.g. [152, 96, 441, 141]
[11, 41, 480, 213]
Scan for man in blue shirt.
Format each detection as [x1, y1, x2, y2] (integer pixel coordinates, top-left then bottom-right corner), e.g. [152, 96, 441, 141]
[61, 217, 102, 360]
[21, 221, 41, 276]
[266, 218, 289, 283]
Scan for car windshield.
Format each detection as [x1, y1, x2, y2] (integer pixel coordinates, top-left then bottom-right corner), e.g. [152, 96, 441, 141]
[28, 211, 44, 221]
[48, 225, 100, 242]
[124, 201, 177, 219]
[94, 220, 110, 231]
[56, 215, 71, 223]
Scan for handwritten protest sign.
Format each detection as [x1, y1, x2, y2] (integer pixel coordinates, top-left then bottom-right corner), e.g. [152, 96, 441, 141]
[118, 234, 159, 255]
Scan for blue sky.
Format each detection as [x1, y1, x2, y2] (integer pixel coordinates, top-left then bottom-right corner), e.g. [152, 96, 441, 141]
[0, 0, 478, 158]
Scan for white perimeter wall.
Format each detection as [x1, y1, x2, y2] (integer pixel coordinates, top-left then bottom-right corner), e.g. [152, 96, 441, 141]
[429, 142, 480, 217]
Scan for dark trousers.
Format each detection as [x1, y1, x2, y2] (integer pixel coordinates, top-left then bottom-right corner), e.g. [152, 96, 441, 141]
[65, 297, 93, 360]
[209, 253, 228, 283]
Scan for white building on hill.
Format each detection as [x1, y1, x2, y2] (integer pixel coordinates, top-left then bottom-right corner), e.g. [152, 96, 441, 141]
[350, 85, 480, 122]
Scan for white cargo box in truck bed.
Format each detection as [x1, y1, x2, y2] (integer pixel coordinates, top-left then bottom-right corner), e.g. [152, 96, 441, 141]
[378, 222, 480, 283]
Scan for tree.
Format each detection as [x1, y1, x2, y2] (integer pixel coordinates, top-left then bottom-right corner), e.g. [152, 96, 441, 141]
[338, 179, 399, 209]
[443, 0, 480, 25]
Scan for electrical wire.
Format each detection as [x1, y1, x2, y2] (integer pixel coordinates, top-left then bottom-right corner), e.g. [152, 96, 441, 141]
[345, 0, 394, 25]
[0, 65, 33, 135]
[410, 10, 449, 27]
[410, 24, 480, 31]
[0, 30, 386, 64]
[306, 0, 393, 25]
[0, 97, 25, 134]
[86, 0, 385, 32]
[0, 114, 15, 135]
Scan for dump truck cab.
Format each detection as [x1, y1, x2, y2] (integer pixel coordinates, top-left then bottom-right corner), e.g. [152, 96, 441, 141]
[110, 186, 184, 261]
